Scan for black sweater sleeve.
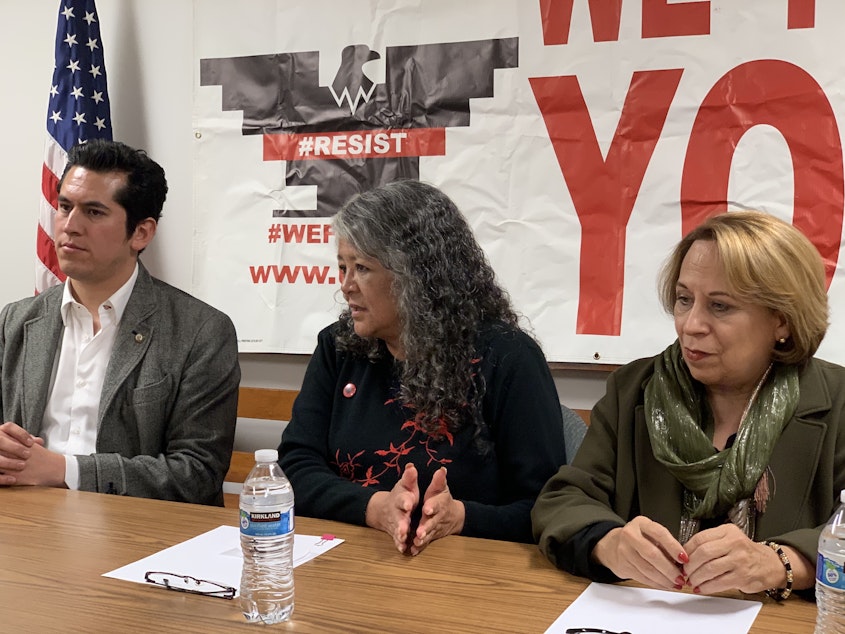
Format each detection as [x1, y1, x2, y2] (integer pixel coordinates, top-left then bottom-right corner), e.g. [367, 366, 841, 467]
[460, 328, 566, 541]
[279, 326, 376, 525]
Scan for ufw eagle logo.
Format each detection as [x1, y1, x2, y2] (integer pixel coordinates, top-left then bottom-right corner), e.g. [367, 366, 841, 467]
[200, 38, 518, 216]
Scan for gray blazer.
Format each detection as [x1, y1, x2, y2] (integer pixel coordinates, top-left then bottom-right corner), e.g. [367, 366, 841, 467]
[0, 263, 240, 505]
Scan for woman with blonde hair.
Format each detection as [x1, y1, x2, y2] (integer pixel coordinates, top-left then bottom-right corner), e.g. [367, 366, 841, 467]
[533, 211, 844, 601]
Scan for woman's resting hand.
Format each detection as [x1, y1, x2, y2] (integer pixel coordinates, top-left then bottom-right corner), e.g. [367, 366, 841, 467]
[592, 515, 688, 590]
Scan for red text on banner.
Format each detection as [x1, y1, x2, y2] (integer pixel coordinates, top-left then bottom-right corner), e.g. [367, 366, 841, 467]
[681, 59, 843, 287]
[266, 223, 333, 244]
[538, 0, 814, 45]
[249, 265, 335, 285]
[531, 69, 683, 337]
[263, 129, 446, 161]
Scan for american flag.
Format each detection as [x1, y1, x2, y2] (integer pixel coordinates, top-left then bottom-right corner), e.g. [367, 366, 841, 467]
[36, 0, 112, 292]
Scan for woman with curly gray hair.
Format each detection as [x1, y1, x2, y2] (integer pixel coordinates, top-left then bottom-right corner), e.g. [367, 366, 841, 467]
[279, 180, 565, 554]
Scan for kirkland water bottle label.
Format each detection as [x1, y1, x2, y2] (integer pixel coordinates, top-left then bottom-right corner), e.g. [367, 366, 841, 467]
[240, 508, 294, 537]
[817, 553, 845, 590]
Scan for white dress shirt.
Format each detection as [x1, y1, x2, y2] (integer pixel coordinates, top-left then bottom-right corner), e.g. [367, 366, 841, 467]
[41, 264, 138, 489]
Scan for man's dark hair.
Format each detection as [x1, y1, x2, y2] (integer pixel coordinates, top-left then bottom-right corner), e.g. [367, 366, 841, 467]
[58, 139, 169, 236]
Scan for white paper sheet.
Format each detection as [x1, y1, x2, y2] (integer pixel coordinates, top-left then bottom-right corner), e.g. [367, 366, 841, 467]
[545, 583, 762, 634]
[103, 525, 343, 596]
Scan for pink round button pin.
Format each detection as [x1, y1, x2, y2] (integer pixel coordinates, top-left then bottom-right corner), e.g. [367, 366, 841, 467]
[343, 383, 356, 398]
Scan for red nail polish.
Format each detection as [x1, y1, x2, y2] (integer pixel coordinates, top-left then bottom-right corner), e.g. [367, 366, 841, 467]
[693, 586, 701, 594]
[675, 575, 685, 586]
[673, 583, 683, 590]
[678, 552, 689, 563]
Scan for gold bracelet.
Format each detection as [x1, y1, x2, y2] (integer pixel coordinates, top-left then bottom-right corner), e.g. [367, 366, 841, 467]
[763, 541, 793, 601]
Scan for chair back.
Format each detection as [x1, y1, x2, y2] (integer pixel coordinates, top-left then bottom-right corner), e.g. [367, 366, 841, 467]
[561, 404, 588, 464]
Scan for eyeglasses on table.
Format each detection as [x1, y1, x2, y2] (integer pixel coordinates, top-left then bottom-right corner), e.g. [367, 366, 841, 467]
[144, 571, 236, 600]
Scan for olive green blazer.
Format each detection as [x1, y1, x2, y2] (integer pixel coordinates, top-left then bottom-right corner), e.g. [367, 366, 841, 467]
[532, 355, 845, 572]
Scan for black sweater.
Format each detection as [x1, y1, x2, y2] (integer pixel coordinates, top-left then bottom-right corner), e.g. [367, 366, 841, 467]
[279, 321, 565, 542]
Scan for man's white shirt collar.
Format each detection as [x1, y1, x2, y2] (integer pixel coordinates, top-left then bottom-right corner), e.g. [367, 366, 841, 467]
[59, 262, 139, 325]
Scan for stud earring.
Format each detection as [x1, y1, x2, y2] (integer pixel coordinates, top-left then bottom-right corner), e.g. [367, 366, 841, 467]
[777, 337, 787, 344]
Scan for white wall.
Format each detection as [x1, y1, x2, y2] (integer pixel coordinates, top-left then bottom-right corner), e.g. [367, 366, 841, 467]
[0, 0, 610, 412]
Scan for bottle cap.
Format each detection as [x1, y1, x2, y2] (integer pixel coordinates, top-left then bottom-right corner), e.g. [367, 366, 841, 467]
[255, 449, 279, 463]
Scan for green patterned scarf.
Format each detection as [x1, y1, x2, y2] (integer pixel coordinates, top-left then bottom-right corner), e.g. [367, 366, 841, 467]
[643, 341, 799, 520]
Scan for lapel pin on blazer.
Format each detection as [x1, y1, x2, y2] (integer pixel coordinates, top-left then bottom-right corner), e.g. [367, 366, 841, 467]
[132, 330, 144, 343]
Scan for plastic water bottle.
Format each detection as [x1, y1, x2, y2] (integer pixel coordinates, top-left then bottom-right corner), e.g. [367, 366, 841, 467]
[816, 490, 845, 633]
[239, 449, 295, 624]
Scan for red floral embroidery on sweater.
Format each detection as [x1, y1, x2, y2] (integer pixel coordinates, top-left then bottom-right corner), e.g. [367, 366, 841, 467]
[332, 358, 482, 486]
[332, 400, 454, 486]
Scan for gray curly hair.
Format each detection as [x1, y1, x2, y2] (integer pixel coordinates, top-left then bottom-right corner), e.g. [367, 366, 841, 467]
[333, 180, 519, 439]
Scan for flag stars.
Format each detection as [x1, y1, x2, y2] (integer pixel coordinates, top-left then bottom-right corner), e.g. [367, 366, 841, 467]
[43, 3, 111, 293]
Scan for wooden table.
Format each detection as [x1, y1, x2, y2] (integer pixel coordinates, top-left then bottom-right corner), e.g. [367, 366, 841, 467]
[0, 488, 817, 633]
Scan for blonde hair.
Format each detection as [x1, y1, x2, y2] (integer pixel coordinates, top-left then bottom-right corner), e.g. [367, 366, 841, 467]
[658, 211, 829, 364]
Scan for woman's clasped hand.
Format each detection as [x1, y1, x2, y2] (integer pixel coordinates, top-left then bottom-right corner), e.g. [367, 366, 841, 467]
[366, 463, 465, 555]
[592, 516, 687, 590]
[594, 517, 795, 595]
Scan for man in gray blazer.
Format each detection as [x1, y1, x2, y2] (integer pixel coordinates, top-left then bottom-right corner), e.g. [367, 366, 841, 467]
[0, 140, 239, 505]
